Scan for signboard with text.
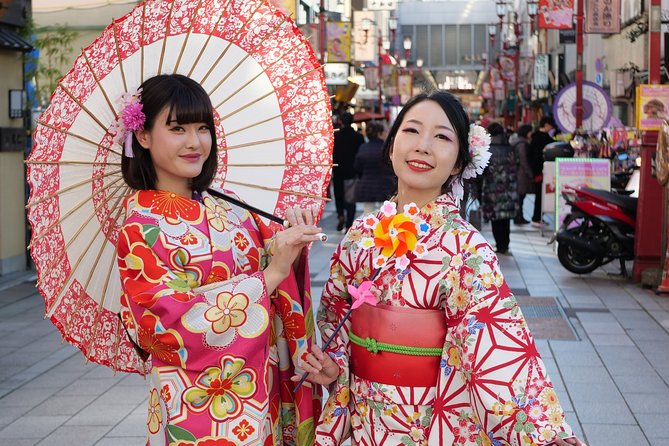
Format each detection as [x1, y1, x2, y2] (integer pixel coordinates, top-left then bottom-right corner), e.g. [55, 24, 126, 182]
[636, 84, 669, 131]
[555, 158, 611, 232]
[585, 0, 621, 33]
[534, 54, 550, 89]
[366, 0, 397, 10]
[324, 63, 350, 86]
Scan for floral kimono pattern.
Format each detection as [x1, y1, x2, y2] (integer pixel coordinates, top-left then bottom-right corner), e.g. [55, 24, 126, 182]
[315, 194, 574, 446]
[117, 190, 321, 446]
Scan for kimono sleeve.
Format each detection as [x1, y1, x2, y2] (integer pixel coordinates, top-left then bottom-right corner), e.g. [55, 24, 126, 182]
[117, 220, 268, 368]
[437, 238, 575, 445]
[315, 241, 354, 445]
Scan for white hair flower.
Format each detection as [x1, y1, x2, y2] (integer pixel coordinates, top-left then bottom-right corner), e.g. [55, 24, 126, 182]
[450, 123, 491, 204]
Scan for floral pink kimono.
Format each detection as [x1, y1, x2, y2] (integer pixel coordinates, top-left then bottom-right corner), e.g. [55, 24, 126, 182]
[117, 189, 321, 445]
[316, 194, 575, 446]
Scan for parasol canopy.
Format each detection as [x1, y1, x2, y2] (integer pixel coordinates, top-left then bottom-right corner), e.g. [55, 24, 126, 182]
[26, 0, 333, 374]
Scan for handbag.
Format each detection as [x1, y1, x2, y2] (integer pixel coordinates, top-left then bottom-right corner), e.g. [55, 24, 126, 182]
[344, 178, 357, 203]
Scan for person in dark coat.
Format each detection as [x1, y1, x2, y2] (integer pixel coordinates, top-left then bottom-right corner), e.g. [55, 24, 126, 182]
[528, 116, 555, 226]
[332, 112, 365, 231]
[353, 121, 395, 214]
[481, 122, 519, 254]
[510, 124, 533, 224]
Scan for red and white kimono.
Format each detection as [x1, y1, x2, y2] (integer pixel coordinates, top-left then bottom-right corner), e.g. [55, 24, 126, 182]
[117, 189, 321, 445]
[316, 194, 575, 446]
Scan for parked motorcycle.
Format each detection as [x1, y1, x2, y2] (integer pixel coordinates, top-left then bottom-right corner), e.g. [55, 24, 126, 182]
[553, 186, 637, 276]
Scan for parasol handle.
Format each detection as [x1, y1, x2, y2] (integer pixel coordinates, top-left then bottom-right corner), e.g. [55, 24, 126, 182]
[207, 188, 286, 226]
[206, 188, 327, 242]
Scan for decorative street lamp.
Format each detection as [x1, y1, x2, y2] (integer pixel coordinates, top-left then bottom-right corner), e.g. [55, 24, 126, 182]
[488, 22, 497, 47]
[403, 36, 412, 61]
[388, 15, 398, 58]
[496, 0, 506, 28]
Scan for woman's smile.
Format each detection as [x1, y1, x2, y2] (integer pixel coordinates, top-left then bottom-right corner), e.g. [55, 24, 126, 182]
[406, 159, 434, 171]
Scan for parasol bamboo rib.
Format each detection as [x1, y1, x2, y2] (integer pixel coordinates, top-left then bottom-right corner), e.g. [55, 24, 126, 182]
[26, 160, 122, 166]
[157, 0, 177, 75]
[82, 50, 118, 119]
[206, 14, 290, 98]
[38, 182, 127, 279]
[199, 0, 265, 86]
[59, 84, 110, 133]
[223, 179, 328, 200]
[224, 98, 326, 137]
[26, 169, 121, 209]
[216, 63, 324, 115]
[60, 217, 124, 356]
[140, 1, 146, 82]
[213, 37, 306, 108]
[36, 120, 120, 157]
[224, 163, 333, 167]
[83, 232, 120, 362]
[112, 20, 128, 93]
[28, 176, 125, 249]
[173, 0, 204, 74]
[222, 129, 328, 151]
[46, 185, 128, 319]
[186, 0, 231, 79]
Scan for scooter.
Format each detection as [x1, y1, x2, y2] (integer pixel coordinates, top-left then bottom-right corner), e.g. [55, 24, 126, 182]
[553, 186, 637, 276]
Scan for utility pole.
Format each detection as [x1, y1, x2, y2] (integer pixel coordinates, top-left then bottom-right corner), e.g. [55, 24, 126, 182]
[319, 0, 326, 64]
[575, 0, 584, 130]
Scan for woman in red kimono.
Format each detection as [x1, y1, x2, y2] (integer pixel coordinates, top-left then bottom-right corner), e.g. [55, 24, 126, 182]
[115, 74, 322, 445]
[310, 92, 587, 446]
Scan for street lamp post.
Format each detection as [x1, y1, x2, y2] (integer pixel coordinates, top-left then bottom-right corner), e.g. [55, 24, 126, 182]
[403, 37, 413, 99]
[488, 23, 497, 118]
[361, 18, 384, 115]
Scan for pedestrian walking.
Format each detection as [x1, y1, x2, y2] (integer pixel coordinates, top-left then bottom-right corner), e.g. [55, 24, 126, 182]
[332, 112, 365, 231]
[306, 91, 586, 446]
[353, 120, 396, 214]
[510, 123, 534, 224]
[482, 122, 519, 254]
[116, 74, 323, 444]
[529, 116, 556, 226]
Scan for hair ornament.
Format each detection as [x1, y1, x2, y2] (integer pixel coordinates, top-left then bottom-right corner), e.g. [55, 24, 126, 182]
[451, 123, 492, 204]
[110, 88, 145, 158]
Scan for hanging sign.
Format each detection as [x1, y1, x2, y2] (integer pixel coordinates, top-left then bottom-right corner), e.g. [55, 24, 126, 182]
[324, 63, 350, 86]
[534, 54, 550, 89]
[585, 0, 621, 33]
[538, 0, 574, 29]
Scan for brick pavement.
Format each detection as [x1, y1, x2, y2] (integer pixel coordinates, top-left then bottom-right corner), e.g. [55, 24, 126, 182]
[1, 199, 668, 445]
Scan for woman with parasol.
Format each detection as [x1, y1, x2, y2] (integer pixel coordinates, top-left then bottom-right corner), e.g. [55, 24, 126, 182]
[26, 1, 334, 444]
[308, 91, 587, 446]
[116, 74, 325, 444]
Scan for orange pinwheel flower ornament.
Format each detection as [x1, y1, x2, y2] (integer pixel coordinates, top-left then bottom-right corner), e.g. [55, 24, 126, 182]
[361, 201, 430, 270]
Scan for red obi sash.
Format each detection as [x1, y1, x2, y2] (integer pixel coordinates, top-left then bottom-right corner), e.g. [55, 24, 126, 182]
[349, 303, 447, 387]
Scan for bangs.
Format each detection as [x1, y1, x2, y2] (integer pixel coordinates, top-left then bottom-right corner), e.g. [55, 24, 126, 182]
[164, 85, 214, 125]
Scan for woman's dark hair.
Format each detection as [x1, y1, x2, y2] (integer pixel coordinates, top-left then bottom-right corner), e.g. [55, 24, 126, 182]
[365, 121, 385, 140]
[517, 124, 533, 139]
[382, 91, 471, 194]
[121, 74, 217, 192]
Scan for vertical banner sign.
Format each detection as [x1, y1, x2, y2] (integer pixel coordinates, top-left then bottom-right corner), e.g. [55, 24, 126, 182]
[585, 0, 621, 33]
[326, 22, 352, 63]
[555, 158, 611, 232]
[534, 54, 549, 89]
[636, 84, 669, 131]
[353, 10, 376, 62]
[397, 74, 412, 104]
[538, 0, 574, 29]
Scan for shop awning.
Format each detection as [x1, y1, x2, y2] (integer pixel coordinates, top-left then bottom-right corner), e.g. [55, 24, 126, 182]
[0, 28, 33, 52]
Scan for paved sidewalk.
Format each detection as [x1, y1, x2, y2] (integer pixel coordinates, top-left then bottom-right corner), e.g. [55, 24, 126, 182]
[1, 200, 668, 445]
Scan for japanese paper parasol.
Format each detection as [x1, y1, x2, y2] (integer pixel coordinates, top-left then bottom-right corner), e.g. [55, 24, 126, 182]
[26, 0, 333, 374]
